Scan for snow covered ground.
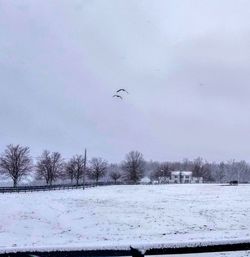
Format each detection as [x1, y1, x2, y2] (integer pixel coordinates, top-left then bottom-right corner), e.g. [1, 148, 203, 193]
[0, 184, 250, 256]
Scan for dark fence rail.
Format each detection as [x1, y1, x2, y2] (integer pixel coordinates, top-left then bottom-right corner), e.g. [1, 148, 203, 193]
[0, 183, 97, 193]
[0, 182, 134, 193]
[0, 239, 250, 257]
[1, 182, 249, 193]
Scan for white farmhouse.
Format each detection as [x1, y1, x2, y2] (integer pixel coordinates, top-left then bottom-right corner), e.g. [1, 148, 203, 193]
[170, 171, 203, 184]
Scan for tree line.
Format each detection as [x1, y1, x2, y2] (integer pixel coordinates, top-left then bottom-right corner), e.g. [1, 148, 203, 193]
[148, 157, 250, 184]
[0, 144, 145, 187]
[0, 144, 250, 187]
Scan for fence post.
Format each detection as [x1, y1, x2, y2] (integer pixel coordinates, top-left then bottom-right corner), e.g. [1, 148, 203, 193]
[83, 148, 87, 190]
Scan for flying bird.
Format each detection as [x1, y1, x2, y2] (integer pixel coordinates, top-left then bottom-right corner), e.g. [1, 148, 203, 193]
[116, 88, 129, 94]
[113, 94, 123, 100]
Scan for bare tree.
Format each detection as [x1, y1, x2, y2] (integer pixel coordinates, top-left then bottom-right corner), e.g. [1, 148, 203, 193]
[181, 158, 193, 171]
[88, 157, 107, 184]
[36, 150, 51, 185]
[122, 151, 145, 184]
[65, 158, 75, 184]
[227, 159, 238, 181]
[201, 162, 213, 182]
[192, 157, 204, 177]
[144, 160, 159, 177]
[150, 163, 170, 183]
[109, 164, 121, 184]
[150, 165, 162, 183]
[238, 161, 250, 182]
[217, 162, 226, 183]
[0, 144, 33, 187]
[36, 151, 64, 185]
[231, 160, 249, 183]
[66, 155, 85, 185]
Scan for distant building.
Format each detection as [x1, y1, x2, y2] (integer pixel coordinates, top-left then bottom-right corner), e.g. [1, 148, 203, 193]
[151, 171, 203, 184]
[170, 171, 192, 183]
[140, 176, 151, 184]
[170, 171, 203, 184]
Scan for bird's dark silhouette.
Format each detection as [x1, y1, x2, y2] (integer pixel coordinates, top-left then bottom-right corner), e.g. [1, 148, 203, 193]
[117, 88, 129, 94]
[113, 94, 123, 99]
[130, 247, 144, 257]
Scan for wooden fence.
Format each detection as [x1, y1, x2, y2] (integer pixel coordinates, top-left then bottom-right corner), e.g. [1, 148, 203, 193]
[0, 182, 128, 193]
[0, 183, 96, 193]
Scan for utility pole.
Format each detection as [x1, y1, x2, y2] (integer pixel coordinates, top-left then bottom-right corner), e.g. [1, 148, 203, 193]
[83, 148, 87, 190]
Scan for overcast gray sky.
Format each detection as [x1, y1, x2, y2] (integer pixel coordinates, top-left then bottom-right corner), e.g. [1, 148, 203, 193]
[1, 0, 250, 162]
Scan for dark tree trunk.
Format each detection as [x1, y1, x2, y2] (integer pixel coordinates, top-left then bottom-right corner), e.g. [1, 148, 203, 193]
[13, 179, 17, 188]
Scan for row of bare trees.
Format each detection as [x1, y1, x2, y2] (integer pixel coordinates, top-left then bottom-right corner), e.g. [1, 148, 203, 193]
[0, 144, 145, 187]
[1, 144, 250, 187]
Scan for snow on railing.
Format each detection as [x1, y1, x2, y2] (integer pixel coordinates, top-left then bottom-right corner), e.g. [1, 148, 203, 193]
[0, 239, 250, 257]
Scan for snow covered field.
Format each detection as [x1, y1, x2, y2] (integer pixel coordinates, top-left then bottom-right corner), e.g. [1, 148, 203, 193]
[0, 184, 250, 255]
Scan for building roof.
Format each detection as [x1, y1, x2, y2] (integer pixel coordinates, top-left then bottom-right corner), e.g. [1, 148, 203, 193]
[171, 171, 192, 175]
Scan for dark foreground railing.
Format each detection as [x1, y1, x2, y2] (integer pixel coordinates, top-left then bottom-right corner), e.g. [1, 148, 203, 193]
[0, 239, 250, 257]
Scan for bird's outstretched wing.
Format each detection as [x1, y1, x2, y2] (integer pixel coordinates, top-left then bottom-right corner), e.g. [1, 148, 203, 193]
[113, 94, 123, 99]
[117, 88, 129, 94]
